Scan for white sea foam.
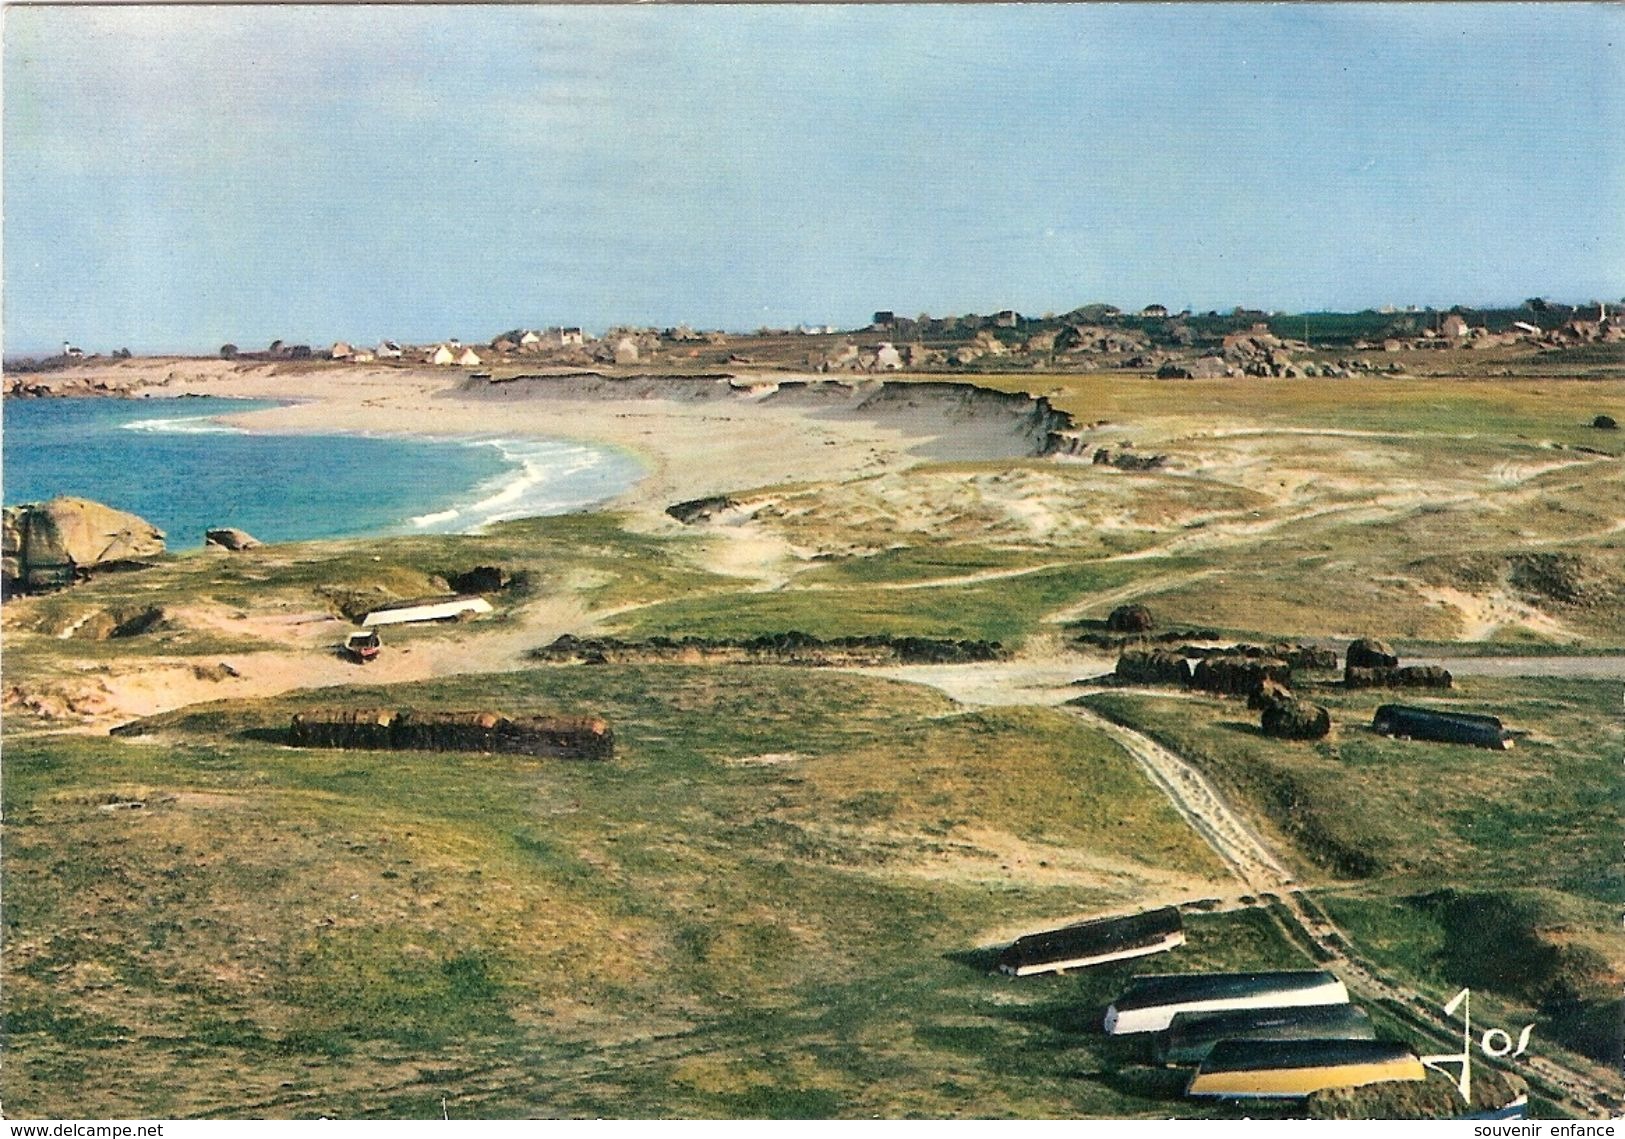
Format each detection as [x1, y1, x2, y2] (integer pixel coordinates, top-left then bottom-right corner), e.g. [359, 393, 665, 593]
[119, 414, 248, 436]
[410, 508, 462, 528]
[408, 437, 640, 533]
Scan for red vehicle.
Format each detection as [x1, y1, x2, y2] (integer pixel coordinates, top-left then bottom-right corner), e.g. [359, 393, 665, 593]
[343, 630, 381, 664]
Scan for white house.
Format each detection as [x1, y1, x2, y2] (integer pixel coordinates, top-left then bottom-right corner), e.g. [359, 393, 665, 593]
[331, 341, 353, 360]
[560, 327, 585, 347]
[456, 347, 483, 367]
[426, 344, 457, 366]
[375, 340, 403, 359]
[518, 330, 541, 347]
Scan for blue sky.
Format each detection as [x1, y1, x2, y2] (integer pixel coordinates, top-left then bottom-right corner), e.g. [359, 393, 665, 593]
[4, 4, 1622, 354]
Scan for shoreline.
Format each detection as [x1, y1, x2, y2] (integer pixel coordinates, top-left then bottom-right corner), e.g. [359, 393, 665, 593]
[5, 359, 1065, 530]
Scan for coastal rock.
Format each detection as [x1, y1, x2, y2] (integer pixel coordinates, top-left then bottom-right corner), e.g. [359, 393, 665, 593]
[666, 495, 739, 524]
[2, 497, 166, 596]
[447, 565, 507, 594]
[205, 527, 263, 551]
[1106, 603, 1155, 633]
[1114, 648, 1191, 686]
[1344, 664, 1452, 690]
[1260, 697, 1332, 740]
[1157, 356, 1230, 380]
[1345, 637, 1399, 669]
[1191, 654, 1291, 697]
[1247, 677, 1295, 711]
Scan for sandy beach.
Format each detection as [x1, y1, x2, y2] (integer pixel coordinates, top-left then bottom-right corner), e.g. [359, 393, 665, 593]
[2, 358, 1079, 725]
[18, 358, 975, 528]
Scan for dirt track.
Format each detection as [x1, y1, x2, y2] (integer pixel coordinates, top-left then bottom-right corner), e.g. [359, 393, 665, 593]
[1062, 704, 1295, 893]
[1409, 654, 1625, 678]
[882, 661, 1622, 1118]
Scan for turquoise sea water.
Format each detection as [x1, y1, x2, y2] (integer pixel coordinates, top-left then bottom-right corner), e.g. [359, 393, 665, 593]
[1, 397, 642, 548]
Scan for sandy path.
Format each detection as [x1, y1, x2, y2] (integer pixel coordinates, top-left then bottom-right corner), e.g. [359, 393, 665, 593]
[871, 561, 1074, 591]
[1061, 706, 1295, 892]
[865, 658, 1619, 1113]
[846, 655, 1294, 891]
[21, 595, 603, 730]
[1407, 653, 1625, 678]
[1043, 568, 1220, 624]
[854, 656, 1115, 706]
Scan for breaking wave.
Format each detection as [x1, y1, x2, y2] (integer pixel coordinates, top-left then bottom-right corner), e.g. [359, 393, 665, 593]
[408, 437, 642, 533]
[119, 414, 250, 435]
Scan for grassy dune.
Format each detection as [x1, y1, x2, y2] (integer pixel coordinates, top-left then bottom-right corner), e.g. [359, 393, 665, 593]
[1079, 678, 1619, 898]
[1078, 677, 1622, 1073]
[609, 561, 1154, 644]
[4, 666, 1264, 1119]
[960, 372, 1625, 451]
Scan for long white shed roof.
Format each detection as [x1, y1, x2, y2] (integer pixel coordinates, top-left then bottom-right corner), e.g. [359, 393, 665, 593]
[360, 597, 494, 627]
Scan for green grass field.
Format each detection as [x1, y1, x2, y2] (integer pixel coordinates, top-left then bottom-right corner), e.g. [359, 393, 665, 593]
[609, 561, 1155, 644]
[5, 665, 1298, 1119]
[1077, 677, 1622, 1072]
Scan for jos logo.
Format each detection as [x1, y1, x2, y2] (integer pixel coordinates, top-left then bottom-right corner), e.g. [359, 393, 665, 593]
[1420, 987, 1535, 1103]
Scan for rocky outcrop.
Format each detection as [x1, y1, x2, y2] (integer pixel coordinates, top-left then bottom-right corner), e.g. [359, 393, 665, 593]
[1091, 448, 1170, 471]
[1157, 356, 1232, 380]
[1187, 642, 1339, 671]
[1071, 626, 1221, 650]
[1344, 665, 1453, 689]
[2, 497, 165, 596]
[1247, 677, 1295, 711]
[533, 631, 1008, 667]
[666, 496, 740, 524]
[1114, 648, 1191, 686]
[1191, 654, 1291, 697]
[277, 709, 614, 760]
[446, 565, 507, 594]
[205, 527, 262, 551]
[1260, 697, 1332, 740]
[1345, 637, 1399, 669]
[1106, 603, 1154, 633]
